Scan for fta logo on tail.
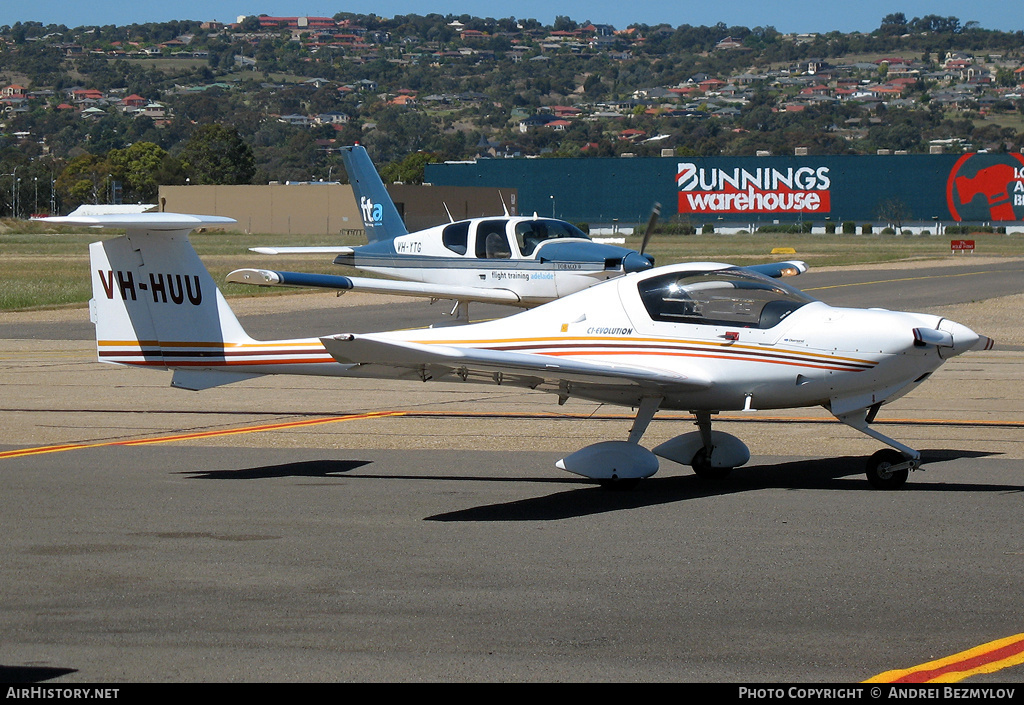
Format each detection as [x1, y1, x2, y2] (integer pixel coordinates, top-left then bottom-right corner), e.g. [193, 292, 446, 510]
[946, 153, 1024, 222]
[360, 196, 384, 226]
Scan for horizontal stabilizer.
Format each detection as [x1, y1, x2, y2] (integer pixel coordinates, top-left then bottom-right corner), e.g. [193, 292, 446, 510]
[37, 212, 236, 232]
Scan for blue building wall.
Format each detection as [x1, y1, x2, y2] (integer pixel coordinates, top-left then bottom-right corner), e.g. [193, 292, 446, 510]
[425, 153, 1024, 226]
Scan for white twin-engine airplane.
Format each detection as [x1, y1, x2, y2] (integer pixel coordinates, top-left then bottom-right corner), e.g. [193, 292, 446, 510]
[66, 213, 993, 490]
[226, 145, 807, 321]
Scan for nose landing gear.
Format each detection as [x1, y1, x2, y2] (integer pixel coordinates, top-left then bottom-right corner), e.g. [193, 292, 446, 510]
[835, 406, 921, 490]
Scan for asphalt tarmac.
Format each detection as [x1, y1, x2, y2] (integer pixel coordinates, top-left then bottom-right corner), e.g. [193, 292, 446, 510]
[1, 258, 1023, 683]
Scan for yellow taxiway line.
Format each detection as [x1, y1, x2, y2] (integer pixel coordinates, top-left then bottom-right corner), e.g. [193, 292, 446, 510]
[0, 411, 407, 460]
[1, 410, 1021, 461]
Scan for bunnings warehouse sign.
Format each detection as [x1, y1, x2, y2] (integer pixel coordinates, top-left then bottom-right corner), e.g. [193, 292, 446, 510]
[426, 153, 1024, 224]
[677, 162, 832, 215]
[676, 154, 1024, 223]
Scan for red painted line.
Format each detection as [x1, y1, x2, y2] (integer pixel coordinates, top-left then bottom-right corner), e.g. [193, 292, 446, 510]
[866, 633, 1024, 683]
[892, 637, 1024, 683]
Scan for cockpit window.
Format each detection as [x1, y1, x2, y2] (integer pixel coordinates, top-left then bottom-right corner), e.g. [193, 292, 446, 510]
[514, 219, 590, 256]
[442, 221, 470, 255]
[638, 269, 815, 329]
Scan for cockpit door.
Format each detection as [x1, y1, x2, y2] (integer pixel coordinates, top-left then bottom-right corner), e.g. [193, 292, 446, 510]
[473, 220, 515, 259]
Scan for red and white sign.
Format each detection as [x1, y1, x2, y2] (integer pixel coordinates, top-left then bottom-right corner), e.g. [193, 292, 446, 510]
[946, 153, 1024, 222]
[677, 162, 832, 215]
[950, 239, 975, 252]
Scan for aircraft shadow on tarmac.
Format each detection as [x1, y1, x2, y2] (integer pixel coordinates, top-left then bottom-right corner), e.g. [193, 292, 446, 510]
[0, 665, 76, 683]
[176, 450, 1019, 522]
[426, 449, 1021, 522]
[179, 459, 372, 480]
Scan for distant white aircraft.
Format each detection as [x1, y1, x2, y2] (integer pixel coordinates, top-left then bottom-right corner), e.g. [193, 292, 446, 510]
[227, 145, 807, 321]
[57, 212, 993, 489]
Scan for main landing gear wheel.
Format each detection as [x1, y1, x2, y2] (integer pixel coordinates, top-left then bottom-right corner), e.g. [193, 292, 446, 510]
[599, 477, 641, 491]
[865, 449, 910, 490]
[690, 448, 733, 481]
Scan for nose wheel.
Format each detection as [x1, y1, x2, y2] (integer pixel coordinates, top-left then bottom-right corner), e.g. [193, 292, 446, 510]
[865, 448, 915, 490]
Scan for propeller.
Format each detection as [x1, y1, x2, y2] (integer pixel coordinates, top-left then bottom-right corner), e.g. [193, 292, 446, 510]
[621, 202, 660, 274]
[639, 202, 661, 257]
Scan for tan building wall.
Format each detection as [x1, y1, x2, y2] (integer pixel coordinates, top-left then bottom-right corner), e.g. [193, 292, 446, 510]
[157, 183, 518, 236]
[158, 183, 363, 236]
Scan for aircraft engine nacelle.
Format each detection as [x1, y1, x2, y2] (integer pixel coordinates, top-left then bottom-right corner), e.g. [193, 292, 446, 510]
[653, 431, 750, 469]
[555, 441, 660, 481]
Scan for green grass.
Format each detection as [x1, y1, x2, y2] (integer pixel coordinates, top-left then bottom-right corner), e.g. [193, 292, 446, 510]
[973, 112, 1024, 134]
[1, 221, 1022, 311]
[0, 225, 355, 311]
[639, 230, 1024, 268]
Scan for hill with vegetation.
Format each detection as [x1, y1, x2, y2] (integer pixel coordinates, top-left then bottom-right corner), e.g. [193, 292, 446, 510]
[1, 11, 1022, 214]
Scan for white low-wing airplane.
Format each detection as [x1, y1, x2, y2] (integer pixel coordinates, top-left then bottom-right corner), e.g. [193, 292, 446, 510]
[63, 212, 992, 489]
[226, 145, 807, 320]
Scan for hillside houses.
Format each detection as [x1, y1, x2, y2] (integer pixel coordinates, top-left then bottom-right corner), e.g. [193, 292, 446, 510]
[0, 12, 1021, 178]
[504, 43, 1022, 145]
[0, 83, 172, 123]
[4, 33, 1017, 135]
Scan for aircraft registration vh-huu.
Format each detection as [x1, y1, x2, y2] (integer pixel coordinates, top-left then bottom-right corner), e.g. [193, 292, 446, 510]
[225, 145, 807, 322]
[55, 212, 992, 490]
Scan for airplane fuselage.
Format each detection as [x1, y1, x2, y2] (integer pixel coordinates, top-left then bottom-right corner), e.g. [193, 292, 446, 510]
[334, 216, 651, 305]
[101, 257, 978, 419]
[365, 267, 971, 415]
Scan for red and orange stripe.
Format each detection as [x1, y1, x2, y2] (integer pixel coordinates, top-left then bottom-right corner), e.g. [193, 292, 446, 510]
[866, 633, 1024, 683]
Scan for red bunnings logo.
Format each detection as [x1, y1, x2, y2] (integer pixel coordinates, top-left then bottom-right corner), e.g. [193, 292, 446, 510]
[677, 162, 832, 214]
[946, 152, 1024, 222]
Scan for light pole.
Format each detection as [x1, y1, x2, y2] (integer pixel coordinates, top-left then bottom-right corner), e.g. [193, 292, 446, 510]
[5, 166, 17, 218]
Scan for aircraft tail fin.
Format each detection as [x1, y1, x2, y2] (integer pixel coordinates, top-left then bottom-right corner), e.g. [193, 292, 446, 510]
[74, 213, 341, 389]
[340, 144, 409, 243]
[70, 213, 266, 389]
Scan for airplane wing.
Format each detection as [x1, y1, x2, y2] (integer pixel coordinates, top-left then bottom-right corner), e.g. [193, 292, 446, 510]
[249, 246, 356, 255]
[226, 268, 524, 304]
[744, 260, 808, 278]
[320, 333, 713, 395]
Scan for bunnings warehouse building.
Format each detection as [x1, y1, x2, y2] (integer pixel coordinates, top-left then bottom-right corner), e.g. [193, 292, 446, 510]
[425, 152, 1024, 233]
